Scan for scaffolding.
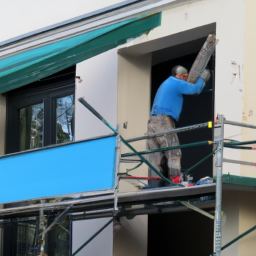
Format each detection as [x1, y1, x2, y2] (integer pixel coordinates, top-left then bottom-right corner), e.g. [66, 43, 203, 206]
[77, 98, 256, 256]
[0, 97, 256, 255]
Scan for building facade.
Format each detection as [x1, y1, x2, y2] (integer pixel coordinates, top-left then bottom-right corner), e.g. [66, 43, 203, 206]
[0, 0, 256, 255]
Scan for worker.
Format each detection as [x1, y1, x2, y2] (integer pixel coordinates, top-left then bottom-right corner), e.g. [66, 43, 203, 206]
[147, 65, 210, 186]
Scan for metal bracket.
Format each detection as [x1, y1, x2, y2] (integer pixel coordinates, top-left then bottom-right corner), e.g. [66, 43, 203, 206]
[38, 204, 73, 237]
[114, 135, 121, 214]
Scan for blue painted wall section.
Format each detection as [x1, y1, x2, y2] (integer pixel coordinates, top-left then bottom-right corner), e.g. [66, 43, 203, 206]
[0, 136, 116, 203]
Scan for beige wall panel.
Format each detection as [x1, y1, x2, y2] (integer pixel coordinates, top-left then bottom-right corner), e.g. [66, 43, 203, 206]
[222, 190, 239, 256]
[117, 53, 151, 193]
[0, 95, 6, 156]
[241, 0, 256, 177]
[114, 53, 151, 256]
[113, 215, 147, 256]
[238, 192, 256, 256]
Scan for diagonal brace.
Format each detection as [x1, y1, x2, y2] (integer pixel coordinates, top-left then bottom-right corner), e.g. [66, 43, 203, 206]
[72, 217, 114, 256]
[180, 201, 215, 220]
[38, 204, 73, 237]
[78, 97, 183, 187]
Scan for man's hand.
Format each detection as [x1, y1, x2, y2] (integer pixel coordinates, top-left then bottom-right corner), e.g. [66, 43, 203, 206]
[201, 69, 211, 82]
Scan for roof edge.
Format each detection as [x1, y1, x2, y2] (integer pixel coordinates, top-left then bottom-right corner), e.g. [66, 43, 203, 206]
[0, 0, 149, 48]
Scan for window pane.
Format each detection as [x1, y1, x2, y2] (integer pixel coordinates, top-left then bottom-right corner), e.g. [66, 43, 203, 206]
[19, 103, 44, 151]
[56, 95, 74, 144]
[16, 223, 36, 255]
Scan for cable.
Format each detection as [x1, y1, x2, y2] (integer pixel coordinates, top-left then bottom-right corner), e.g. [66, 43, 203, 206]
[184, 149, 218, 175]
[224, 140, 256, 146]
[224, 145, 256, 150]
[118, 161, 143, 176]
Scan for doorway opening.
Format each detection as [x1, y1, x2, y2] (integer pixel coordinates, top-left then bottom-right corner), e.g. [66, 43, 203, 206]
[148, 25, 216, 256]
[151, 37, 215, 182]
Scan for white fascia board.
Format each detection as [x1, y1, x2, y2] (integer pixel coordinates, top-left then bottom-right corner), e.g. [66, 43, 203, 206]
[0, 0, 142, 47]
[0, 0, 200, 60]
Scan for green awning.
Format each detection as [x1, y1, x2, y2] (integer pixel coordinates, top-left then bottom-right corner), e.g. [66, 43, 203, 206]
[0, 13, 161, 93]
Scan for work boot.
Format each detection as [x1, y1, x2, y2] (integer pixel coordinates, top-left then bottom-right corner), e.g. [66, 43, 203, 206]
[169, 168, 181, 177]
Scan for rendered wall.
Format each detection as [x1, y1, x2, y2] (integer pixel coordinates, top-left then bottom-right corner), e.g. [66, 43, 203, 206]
[75, 48, 118, 140]
[238, 2, 256, 255]
[114, 53, 151, 256]
[222, 190, 256, 256]
[222, 191, 239, 256]
[241, 0, 256, 178]
[0, 95, 5, 156]
[114, 215, 148, 256]
[117, 53, 151, 188]
[238, 192, 256, 256]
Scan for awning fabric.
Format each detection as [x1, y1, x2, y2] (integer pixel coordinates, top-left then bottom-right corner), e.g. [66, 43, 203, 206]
[0, 13, 161, 93]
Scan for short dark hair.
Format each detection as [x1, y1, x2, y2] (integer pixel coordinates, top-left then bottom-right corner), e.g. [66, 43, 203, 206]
[172, 65, 188, 76]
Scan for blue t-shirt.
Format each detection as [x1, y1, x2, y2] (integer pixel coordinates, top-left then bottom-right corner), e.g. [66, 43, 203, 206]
[151, 76, 205, 121]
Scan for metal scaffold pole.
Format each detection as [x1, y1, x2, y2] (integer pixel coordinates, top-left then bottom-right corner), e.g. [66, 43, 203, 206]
[214, 115, 224, 256]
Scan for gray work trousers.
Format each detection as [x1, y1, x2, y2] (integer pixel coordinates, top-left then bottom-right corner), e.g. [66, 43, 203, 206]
[147, 114, 181, 185]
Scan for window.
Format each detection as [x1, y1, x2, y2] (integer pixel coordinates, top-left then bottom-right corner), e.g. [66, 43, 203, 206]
[5, 66, 75, 154]
[1, 217, 71, 255]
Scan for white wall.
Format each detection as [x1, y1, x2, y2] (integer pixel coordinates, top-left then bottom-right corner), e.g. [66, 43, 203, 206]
[0, 0, 124, 42]
[75, 48, 118, 140]
[72, 218, 113, 256]
[241, 0, 256, 179]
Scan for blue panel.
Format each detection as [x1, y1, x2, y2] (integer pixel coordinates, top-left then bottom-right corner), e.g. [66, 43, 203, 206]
[0, 136, 116, 203]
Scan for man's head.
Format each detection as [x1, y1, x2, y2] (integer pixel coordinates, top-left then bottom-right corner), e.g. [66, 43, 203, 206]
[172, 65, 188, 81]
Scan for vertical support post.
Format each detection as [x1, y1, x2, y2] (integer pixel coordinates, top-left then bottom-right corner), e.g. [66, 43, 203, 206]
[33, 220, 39, 256]
[38, 200, 47, 255]
[214, 115, 224, 256]
[114, 135, 121, 213]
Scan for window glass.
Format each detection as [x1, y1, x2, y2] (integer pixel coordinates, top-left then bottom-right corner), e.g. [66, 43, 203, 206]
[2, 218, 70, 255]
[56, 95, 74, 144]
[7, 66, 75, 154]
[19, 103, 44, 151]
[16, 223, 36, 255]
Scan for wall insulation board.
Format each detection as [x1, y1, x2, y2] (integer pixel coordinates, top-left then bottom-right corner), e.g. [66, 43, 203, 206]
[0, 135, 117, 203]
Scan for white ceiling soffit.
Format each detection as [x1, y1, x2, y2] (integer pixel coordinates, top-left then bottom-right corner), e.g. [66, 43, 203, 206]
[0, 0, 199, 60]
[119, 23, 216, 58]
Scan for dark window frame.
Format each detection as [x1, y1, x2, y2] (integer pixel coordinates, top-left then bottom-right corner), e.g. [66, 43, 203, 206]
[5, 68, 75, 154]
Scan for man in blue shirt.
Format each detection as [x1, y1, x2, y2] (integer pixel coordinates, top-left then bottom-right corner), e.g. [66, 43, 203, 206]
[147, 65, 210, 185]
